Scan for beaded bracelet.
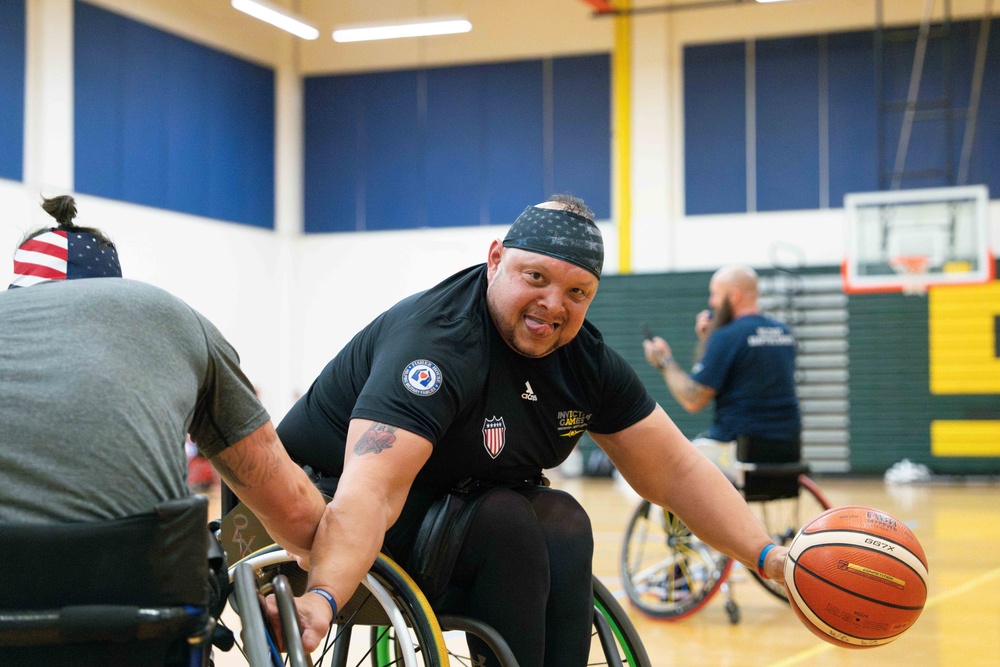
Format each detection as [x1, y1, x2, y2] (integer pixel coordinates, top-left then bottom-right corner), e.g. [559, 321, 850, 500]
[756, 543, 776, 579]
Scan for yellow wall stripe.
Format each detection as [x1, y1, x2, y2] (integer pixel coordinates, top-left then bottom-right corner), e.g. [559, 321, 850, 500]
[931, 420, 1000, 457]
[928, 281, 1000, 394]
[613, 0, 631, 274]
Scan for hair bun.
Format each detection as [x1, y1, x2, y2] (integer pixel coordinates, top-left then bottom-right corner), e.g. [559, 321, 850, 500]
[41, 195, 78, 228]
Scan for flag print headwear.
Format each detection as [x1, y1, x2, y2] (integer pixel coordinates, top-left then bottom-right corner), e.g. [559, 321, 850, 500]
[9, 230, 122, 289]
[8, 194, 122, 289]
[502, 205, 604, 280]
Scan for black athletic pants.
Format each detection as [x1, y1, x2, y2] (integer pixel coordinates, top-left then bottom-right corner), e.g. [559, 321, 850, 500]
[304, 473, 595, 667]
[431, 485, 595, 667]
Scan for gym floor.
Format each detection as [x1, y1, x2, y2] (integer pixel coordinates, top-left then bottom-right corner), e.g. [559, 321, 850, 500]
[580, 474, 1000, 667]
[207, 474, 1000, 667]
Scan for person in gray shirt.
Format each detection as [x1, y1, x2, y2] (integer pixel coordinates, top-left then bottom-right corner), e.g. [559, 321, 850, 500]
[0, 195, 341, 652]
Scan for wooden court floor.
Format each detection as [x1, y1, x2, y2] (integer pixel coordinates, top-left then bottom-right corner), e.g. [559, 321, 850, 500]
[572, 474, 1000, 667]
[208, 474, 1000, 667]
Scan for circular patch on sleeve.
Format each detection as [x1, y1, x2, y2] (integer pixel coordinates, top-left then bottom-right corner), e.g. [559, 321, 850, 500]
[402, 360, 443, 396]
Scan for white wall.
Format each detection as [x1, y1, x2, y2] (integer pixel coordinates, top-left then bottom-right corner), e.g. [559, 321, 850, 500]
[3, 0, 998, 421]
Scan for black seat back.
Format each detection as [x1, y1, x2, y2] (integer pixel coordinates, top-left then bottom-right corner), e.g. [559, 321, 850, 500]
[0, 495, 209, 610]
[735, 435, 801, 464]
[735, 435, 808, 501]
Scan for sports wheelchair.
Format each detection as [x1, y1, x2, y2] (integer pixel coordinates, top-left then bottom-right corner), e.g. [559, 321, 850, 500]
[620, 436, 831, 624]
[0, 495, 220, 667]
[218, 499, 652, 666]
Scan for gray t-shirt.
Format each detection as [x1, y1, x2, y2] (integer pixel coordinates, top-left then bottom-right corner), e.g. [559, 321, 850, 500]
[0, 278, 268, 522]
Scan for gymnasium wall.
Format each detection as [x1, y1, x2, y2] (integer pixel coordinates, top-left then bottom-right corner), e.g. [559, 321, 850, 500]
[0, 0, 25, 182]
[302, 54, 611, 232]
[586, 261, 1000, 475]
[0, 0, 998, 471]
[73, 2, 275, 229]
[683, 20, 1000, 215]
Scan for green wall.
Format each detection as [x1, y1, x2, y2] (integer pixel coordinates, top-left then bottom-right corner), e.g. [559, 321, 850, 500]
[586, 264, 1000, 475]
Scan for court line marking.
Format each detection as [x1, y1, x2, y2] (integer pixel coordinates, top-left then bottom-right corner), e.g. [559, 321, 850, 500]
[765, 565, 1000, 667]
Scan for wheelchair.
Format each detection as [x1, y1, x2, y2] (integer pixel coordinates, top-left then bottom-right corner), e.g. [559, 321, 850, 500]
[620, 435, 832, 624]
[0, 494, 219, 667]
[218, 499, 652, 666]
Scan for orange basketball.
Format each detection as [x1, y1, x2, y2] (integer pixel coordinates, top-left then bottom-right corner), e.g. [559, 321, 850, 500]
[783, 505, 928, 649]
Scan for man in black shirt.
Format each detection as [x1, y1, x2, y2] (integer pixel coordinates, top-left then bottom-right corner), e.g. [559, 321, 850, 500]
[279, 195, 788, 667]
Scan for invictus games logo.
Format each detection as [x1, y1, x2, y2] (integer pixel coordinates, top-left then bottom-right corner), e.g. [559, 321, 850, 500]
[402, 360, 443, 396]
[556, 409, 591, 438]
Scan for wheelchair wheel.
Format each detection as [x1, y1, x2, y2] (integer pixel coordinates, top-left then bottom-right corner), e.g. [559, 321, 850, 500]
[592, 575, 652, 666]
[620, 500, 731, 619]
[224, 546, 448, 666]
[437, 575, 651, 667]
[745, 474, 832, 601]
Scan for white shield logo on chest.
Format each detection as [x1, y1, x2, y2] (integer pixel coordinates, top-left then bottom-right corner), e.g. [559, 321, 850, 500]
[482, 416, 506, 460]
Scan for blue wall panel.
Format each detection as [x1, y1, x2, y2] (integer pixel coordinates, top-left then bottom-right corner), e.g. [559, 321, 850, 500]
[881, 35, 952, 188]
[828, 31, 878, 205]
[687, 21, 998, 210]
[969, 18, 1000, 196]
[425, 66, 486, 227]
[756, 37, 820, 211]
[0, 0, 26, 182]
[684, 42, 746, 215]
[552, 55, 611, 219]
[364, 71, 422, 231]
[118, 18, 169, 208]
[304, 75, 365, 232]
[74, 1, 274, 228]
[304, 55, 608, 233]
[484, 60, 545, 226]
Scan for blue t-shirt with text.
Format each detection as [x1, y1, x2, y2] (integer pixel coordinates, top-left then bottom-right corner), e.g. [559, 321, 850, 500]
[691, 314, 800, 442]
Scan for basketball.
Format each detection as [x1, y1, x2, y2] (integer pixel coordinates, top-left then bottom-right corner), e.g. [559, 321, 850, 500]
[783, 505, 928, 649]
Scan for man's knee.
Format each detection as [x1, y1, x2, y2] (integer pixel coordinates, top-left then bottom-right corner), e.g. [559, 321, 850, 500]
[525, 488, 593, 554]
[471, 488, 550, 553]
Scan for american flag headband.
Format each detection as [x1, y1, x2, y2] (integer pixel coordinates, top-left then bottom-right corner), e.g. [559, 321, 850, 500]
[9, 230, 122, 289]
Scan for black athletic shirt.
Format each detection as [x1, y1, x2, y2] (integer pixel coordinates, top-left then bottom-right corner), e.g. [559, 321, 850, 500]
[277, 264, 656, 491]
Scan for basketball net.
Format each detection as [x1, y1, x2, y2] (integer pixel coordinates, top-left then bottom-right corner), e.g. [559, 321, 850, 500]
[889, 254, 931, 295]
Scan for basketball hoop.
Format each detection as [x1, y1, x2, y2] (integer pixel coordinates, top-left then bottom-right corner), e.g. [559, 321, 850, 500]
[889, 254, 931, 295]
[842, 186, 991, 294]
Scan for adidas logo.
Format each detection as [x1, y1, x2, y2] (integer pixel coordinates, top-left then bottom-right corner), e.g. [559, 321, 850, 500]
[521, 381, 538, 401]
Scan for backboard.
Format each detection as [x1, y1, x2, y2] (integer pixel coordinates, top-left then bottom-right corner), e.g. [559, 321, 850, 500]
[843, 185, 993, 294]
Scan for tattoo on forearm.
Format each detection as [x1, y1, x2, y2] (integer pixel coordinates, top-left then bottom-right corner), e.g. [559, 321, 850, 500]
[210, 430, 282, 490]
[664, 364, 709, 408]
[354, 422, 397, 456]
[211, 456, 246, 488]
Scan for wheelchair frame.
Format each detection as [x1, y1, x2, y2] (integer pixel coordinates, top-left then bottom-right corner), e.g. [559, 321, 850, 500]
[220, 543, 652, 666]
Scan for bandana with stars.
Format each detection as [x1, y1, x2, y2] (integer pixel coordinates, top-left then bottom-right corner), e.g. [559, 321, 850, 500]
[9, 230, 122, 289]
[502, 206, 604, 280]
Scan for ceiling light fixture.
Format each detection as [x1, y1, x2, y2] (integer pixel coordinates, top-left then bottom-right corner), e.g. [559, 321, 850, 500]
[232, 0, 320, 40]
[332, 17, 472, 43]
